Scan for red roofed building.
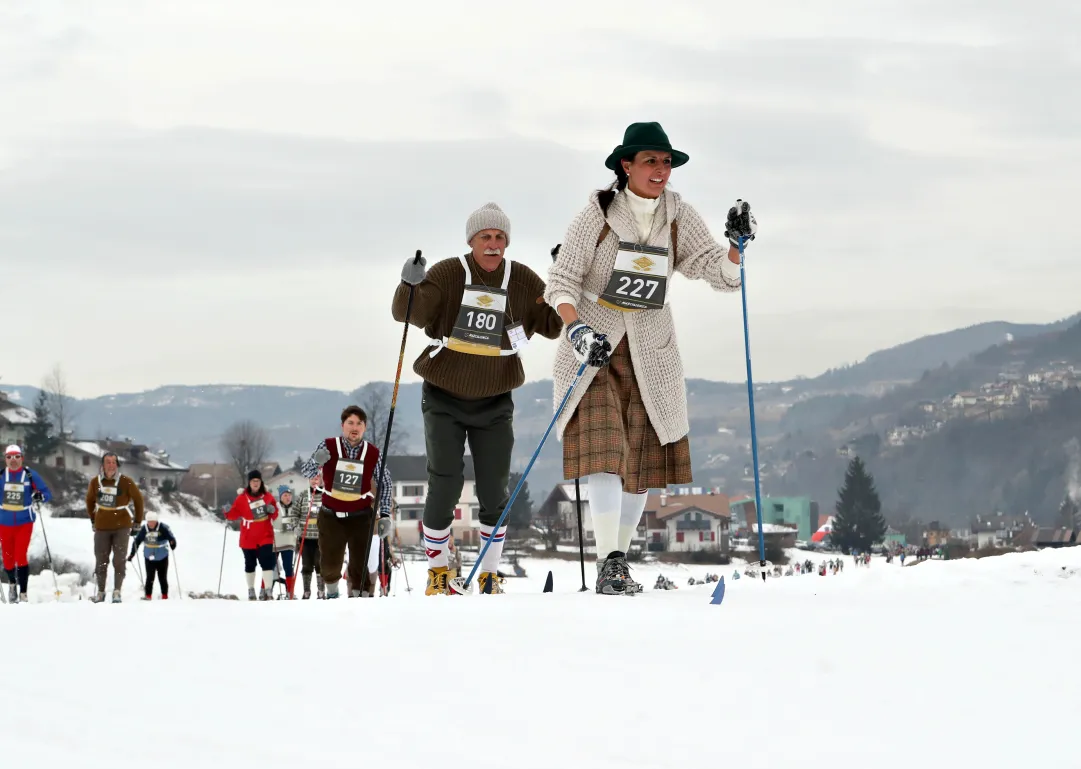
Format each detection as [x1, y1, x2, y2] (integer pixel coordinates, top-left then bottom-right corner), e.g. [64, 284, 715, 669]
[642, 492, 731, 555]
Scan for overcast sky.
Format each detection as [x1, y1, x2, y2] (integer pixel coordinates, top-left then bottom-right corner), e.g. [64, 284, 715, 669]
[2, 0, 1078, 398]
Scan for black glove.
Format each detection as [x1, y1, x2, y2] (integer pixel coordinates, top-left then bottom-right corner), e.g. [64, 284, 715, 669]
[724, 199, 757, 248]
[170, 541, 176, 550]
[567, 320, 612, 368]
[31, 491, 44, 503]
[127, 552, 135, 562]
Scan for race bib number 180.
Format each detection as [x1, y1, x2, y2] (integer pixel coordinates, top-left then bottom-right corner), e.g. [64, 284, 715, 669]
[449, 287, 508, 355]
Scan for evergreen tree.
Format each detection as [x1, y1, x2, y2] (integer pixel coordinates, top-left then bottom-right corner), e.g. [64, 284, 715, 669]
[505, 471, 533, 535]
[831, 456, 887, 554]
[23, 390, 58, 464]
[1057, 495, 1079, 529]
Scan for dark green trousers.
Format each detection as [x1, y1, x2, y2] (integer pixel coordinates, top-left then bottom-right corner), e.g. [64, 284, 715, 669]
[421, 382, 514, 530]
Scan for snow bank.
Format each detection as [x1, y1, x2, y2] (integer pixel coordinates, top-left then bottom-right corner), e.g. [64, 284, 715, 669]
[5, 512, 1079, 768]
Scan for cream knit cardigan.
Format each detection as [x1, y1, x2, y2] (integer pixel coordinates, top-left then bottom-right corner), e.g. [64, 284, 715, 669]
[545, 187, 741, 446]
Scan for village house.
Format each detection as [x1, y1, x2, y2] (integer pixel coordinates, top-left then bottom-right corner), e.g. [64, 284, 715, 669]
[750, 521, 798, 548]
[970, 512, 1033, 549]
[180, 461, 284, 508]
[535, 482, 594, 546]
[923, 521, 952, 547]
[264, 467, 310, 495]
[1028, 394, 1051, 411]
[1031, 528, 1076, 549]
[950, 392, 980, 408]
[729, 495, 819, 542]
[883, 526, 907, 548]
[0, 392, 35, 449]
[383, 455, 480, 548]
[51, 438, 188, 489]
[642, 492, 731, 555]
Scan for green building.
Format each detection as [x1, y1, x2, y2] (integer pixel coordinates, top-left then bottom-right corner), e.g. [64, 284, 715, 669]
[730, 496, 819, 542]
[883, 527, 906, 547]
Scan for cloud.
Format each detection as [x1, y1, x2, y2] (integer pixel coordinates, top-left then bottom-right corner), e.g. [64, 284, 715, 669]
[2, 0, 1078, 396]
[0, 7, 91, 82]
[0, 129, 600, 271]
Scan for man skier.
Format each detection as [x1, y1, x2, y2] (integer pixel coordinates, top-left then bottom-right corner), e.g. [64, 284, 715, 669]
[392, 202, 563, 595]
[0, 445, 51, 603]
[86, 451, 145, 602]
[300, 406, 393, 599]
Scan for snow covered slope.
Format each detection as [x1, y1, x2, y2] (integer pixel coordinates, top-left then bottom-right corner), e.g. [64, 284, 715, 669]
[6, 511, 1079, 768]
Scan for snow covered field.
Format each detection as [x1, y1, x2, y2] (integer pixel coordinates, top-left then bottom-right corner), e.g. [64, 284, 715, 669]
[5, 510, 1080, 768]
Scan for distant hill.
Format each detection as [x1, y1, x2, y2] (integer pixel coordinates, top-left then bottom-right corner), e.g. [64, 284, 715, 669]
[776, 316, 1081, 435]
[805, 314, 1081, 393]
[752, 318, 1081, 527]
[0, 383, 428, 467]
[768, 387, 1081, 529]
[6, 311, 1079, 518]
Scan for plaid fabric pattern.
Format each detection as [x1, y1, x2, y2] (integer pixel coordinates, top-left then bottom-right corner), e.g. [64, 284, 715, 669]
[294, 489, 322, 541]
[562, 337, 691, 493]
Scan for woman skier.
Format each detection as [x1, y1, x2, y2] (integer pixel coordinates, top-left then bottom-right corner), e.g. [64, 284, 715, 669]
[546, 121, 758, 595]
[224, 469, 279, 600]
[272, 485, 302, 599]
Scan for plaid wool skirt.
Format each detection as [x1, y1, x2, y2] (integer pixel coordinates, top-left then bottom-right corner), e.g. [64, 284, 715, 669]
[562, 337, 692, 493]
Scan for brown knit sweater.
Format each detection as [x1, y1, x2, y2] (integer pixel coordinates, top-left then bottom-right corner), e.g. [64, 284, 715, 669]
[391, 254, 563, 399]
[86, 474, 145, 530]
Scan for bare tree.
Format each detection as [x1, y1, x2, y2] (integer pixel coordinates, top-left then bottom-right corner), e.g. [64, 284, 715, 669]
[533, 495, 565, 552]
[353, 382, 408, 454]
[221, 420, 274, 482]
[42, 364, 79, 438]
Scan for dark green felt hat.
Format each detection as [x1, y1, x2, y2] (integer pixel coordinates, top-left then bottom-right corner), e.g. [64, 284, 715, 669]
[604, 121, 689, 170]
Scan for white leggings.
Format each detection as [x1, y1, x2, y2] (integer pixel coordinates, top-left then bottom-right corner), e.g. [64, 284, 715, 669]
[587, 473, 648, 560]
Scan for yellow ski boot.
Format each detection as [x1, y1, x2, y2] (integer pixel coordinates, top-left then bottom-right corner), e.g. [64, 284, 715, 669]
[425, 565, 451, 595]
[478, 571, 505, 594]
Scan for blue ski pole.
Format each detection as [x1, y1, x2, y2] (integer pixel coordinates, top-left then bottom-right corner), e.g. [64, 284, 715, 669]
[738, 234, 768, 581]
[450, 361, 591, 595]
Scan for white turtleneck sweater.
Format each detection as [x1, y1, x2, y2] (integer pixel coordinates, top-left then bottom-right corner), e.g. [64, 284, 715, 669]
[623, 186, 661, 243]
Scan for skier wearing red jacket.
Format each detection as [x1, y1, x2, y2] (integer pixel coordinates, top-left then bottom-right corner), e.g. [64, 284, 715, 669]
[225, 469, 279, 601]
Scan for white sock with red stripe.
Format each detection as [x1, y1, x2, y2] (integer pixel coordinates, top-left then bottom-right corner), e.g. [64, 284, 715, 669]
[423, 524, 451, 569]
[617, 492, 648, 554]
[479, 524, 508, 573]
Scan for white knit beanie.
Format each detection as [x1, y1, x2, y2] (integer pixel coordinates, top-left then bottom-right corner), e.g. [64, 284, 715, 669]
[465, 202, 511, 246]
